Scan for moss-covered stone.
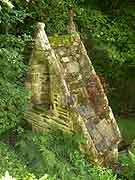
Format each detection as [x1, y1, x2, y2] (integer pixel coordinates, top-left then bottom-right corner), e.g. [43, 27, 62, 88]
[25, 22, 121, 166]
[49, 34, 72, 47]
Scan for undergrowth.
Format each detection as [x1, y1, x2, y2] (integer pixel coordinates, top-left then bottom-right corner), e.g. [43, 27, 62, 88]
[118, 140, 135, 179]
[1, 129, 135, 180]
[0, 130, 118, 180]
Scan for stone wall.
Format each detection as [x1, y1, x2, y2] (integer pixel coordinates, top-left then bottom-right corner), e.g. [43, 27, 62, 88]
[25, 22, 121, 165]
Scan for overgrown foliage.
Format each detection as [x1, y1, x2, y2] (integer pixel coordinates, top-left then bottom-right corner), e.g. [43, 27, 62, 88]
[0, 35, 30, 134]
[0, 143, 36, 179]
[4, 129, 135, 179]
[7, 0, 134, 116]
[0, 0, 134, 179]
[76, 2, 135, 115]
[0, 130, 118, 180]
[0, 2, 31, 135]
[118, 140, 135, 179]
[0, 0, 134, 136]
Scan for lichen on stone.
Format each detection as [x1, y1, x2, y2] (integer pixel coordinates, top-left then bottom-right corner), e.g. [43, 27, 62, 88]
[49, 34, 72, 47]
[25, 22, 121, 166]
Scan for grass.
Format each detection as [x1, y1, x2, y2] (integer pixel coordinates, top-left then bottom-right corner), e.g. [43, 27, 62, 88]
[117, 116, 135, 144]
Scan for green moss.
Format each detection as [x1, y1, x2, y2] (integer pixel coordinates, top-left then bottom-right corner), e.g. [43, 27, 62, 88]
[49, 34, 72, 47]
[48, 32, 80, 47]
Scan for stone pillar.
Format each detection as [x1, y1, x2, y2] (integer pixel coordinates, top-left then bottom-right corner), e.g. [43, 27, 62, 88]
[25, 23, 50, 107]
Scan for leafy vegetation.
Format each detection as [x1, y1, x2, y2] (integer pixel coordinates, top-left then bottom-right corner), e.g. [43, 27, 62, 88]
[0, 131, 118, 180]
[0, 143, 36, 180]
[0, 0, 134, 135]
[118, 140, 135, 179]
[76, 3, 135, 115]
[0, 2, 31, 135]
[0, 35, 29, 134]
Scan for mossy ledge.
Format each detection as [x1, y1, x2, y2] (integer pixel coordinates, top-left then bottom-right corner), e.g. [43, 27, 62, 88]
[48, 32, 79, 47]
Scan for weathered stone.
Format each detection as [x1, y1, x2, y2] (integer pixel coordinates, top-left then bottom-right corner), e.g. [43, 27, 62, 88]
[61, 57, 70, 63]
[66, 61, 80, 74]
[25, 22, 121, 166]
[59, 50, 65, 56]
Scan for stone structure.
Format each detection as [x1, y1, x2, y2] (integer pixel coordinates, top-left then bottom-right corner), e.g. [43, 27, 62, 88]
[25, 22, 121, 165]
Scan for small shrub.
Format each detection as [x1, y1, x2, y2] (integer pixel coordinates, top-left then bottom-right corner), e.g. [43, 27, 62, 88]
[118, 140, 135, 179]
